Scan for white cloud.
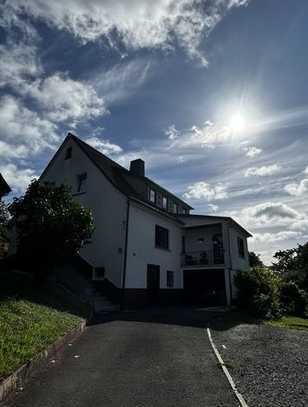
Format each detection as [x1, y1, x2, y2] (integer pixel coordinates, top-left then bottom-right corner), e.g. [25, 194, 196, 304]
[0, 42, 41, 88]
[183, 181, 228, 201]
[244, 164, 281, 177]
[284, 178, 308, 197]
[233, 201, 308, 232]
[208, 203, 219, 212]
[0, 140, 29, 159]
[244, 145, 262, 158]
[304, 166, 308, 175]
[0, 163, 37, 193]
[94, 59, 151, 105]
[0, 95, 59, 157]
[26, 73, 107, 125]
[165, 124, 180, 140]
[7, 0, 250, 65]
[85, 137, 123, 155]
[251, 231, 302, 243]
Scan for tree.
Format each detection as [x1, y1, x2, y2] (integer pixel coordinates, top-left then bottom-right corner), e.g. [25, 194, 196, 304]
[272, 247, 300, 275]
[249, 251, 264, 268]
[10, 180, 94, 276]
[0, 201, 9, 241]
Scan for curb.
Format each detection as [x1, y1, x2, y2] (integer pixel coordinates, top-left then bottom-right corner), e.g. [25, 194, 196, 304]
[0, 319, 86, 403]
[206, 327, 249, 407]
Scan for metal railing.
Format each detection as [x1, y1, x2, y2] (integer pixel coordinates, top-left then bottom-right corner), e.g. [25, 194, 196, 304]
[182, 249, 225, 267]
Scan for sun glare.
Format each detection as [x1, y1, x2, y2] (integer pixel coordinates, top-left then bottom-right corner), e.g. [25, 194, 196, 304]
[229, 112, 245, 133]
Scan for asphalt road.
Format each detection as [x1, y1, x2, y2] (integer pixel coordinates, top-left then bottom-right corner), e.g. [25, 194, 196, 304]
[5, 308, 237, 407]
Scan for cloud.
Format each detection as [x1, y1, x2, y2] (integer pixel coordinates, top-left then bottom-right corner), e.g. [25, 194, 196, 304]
[6, 0, 250, 65]
[233, 202, 308, 231]
[244, 164, 281, 177]
[94, 59, 151, 105]
[304, 166, 308, 175]
[251, 231, 302, 243]
[284, 178, 308, 197]
[0, 95, 59, 158]
[165, 124, 180, 140]
[244, 146, 262, 158]
[28, 74, 107, 125]
[183, 181, 228, 201]
[208, 203, 219, 212]
[85, 137, 123, 155]
[0, 163, 37, 193]
[0, 42, 41, 88]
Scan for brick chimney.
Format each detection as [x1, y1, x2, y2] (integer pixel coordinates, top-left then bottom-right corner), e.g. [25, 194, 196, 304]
[130, 159, 145, 177]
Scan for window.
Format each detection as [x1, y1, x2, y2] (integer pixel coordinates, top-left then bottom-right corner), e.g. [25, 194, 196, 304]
[155, 225, 169, 250]
[182, 236, 186, 254]
[237, 237, 245, 258]
[65, 147, 72, 160]
[167, 271, 174, 288]
[162, 196, 167, 209]
[77, 172, 87, 193]
[149, 188, 156, 203]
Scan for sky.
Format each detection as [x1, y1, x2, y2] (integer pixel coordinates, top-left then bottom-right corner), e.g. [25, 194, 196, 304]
[1, 0, 308, 264]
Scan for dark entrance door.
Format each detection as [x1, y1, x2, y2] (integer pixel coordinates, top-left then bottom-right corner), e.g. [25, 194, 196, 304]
[183, 269, 226, 306]
[147, 264, 160, 304]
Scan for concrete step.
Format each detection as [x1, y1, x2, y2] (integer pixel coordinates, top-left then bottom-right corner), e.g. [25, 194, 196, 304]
[93, 296, 118, 313]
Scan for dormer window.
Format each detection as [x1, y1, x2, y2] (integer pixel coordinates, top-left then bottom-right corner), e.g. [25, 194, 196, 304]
[77, 172, 87, 193]
[162, 196, 167, 209]
[65, 147, 72, 160]
[149, 188, 156, 203]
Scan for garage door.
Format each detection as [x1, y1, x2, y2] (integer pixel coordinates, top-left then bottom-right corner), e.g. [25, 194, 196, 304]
[183, 269, 226, 306]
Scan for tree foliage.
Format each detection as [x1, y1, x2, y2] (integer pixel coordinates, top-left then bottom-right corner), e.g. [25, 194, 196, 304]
[0, 201, 9, 241]
[235, 268, 282, 319]
[9, 180, 94, 272]
[272, 243, 308, 290]
[249, 251, 264, 268]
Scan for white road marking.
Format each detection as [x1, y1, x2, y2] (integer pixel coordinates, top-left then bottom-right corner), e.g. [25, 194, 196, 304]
[207, 328, 249, 407]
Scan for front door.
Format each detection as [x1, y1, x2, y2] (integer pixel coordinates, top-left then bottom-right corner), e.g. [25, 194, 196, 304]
[147, 264, 160, 304]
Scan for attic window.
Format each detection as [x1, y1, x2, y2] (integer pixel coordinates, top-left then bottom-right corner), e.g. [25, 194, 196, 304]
[162, 196, 167, 209]
[65, 147, 72, 160]
[77, 172, 87, 193]
[149, 188, 156, 203]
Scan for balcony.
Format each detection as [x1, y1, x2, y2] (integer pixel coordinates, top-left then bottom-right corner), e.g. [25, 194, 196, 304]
[182, 249, 225, 267]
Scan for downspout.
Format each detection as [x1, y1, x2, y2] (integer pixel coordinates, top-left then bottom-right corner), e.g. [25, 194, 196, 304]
[120, 199, 130, 310]
[227, 225, 233, 305]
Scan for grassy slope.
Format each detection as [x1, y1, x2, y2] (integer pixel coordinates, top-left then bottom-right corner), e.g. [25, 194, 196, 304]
[0, 271, 86, 381]
[268, 315, 308, 331]
[0, 299, 82, 380]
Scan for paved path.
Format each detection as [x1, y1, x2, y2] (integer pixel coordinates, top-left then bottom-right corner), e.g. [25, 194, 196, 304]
[5, 308, 237, 407]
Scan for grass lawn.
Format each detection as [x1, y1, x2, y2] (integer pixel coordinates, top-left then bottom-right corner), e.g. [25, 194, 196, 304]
[0, 271, 86, 381]
[268, 315, 308, 331]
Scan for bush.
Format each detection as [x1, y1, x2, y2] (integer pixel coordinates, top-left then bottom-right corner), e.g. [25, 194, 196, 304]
[235, 268, 282, 319]
[280, 281, 308, 317]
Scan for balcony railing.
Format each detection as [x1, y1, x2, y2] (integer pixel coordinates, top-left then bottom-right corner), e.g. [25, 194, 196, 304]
[182, 249, 225, 267]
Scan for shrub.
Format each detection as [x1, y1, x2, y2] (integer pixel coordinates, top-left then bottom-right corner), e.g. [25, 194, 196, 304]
[235, 268, 282, 319]
[280, 281, 308, 317]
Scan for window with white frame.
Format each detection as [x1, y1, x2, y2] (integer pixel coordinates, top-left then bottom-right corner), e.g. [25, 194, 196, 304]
[149, 188, 156, 203]
[162, 196, 167, 209]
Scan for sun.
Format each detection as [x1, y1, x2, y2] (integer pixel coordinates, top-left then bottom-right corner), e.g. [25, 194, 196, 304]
[229, 112, 246, 133]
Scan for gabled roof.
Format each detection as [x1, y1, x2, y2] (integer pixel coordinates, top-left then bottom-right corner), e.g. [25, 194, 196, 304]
[41, 133, 192, 211]
[178, 214, 252, 237]
[0, 173, 11, 197]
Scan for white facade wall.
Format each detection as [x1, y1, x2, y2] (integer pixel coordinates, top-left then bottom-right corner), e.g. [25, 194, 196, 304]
[125, 201, 183, 289]
[228, 226, 250, 299]
[41, 139, 128, 287]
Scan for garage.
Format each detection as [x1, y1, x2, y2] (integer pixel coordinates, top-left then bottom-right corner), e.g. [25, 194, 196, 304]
[183, 268, 226, 306]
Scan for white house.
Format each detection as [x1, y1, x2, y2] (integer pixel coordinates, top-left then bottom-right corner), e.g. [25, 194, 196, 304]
[40, 133, 251, 307]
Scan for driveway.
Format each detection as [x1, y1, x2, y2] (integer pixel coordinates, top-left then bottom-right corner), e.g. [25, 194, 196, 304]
[4, 307, 237, 407]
